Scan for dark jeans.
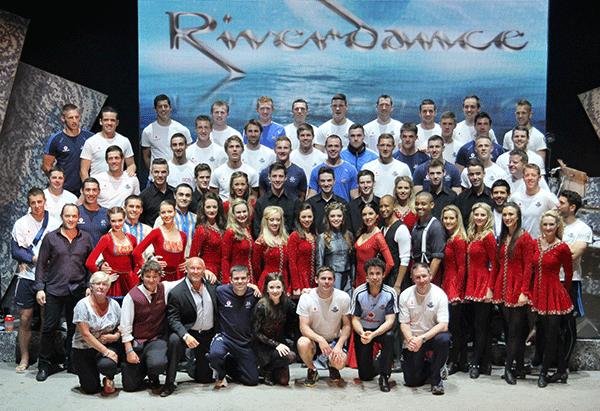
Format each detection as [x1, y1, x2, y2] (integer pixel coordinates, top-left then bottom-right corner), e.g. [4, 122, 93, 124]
[403, 332, 450, 387]
[354, 329, 395, 380]
[206, 333, 258, 386]
[39, 290, 85, 368]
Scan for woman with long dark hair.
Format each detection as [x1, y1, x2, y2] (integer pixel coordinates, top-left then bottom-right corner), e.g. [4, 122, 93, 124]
[190, 191, 226, 281]
[288, 202, 317, 297]
[251, 272, 297, 386]
[491, 202, 535, 384]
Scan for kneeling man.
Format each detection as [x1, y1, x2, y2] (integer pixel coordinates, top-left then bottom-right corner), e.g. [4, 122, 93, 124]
[351, 258, 398, 392]
[399, 262, 450, 395]
[296, 266, 351, 386]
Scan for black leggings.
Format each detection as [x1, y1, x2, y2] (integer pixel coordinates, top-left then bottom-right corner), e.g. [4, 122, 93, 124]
[471, 302, 492, 367]
[501, 305, 528, 372]
[538, 314, 567, 375]
[72, 344, 120, 394]
[448, 303, 468, 367]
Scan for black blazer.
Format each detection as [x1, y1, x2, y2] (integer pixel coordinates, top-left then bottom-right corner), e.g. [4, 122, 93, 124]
[167, 277, 220, 339]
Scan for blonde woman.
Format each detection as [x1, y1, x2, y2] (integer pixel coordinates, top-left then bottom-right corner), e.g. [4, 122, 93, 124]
[221, 198, 254, 284]
[253, 206, 289, 291]
[441, 205, 468, 375]
[463, 202, 498, 379]
[532, 210, 573, 387]
[393, 176, 418, 232]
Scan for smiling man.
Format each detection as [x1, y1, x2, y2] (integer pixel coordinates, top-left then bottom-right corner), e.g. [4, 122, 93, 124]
[284, 99, 314, 150]
[210, 100, 242, 146]
[80, 106, 136, 180]
[187, 115, 228, 172]
[410, 191, 446, 281]
[364, 95, 403, 152]
[210, 135, 259, 201]
[141, 94, 192, 170]
[241, 118, 276, 173]
[363, 133, 412, 198]
[416, 99, 442, 146]
[77, 177, 110, 246]
[503, 100, 547, 161]
[314, 94, 355, 151]
[456, 158, 495, 227]
[95, 145, 141, 209]
[340, 123, 378, 172]
[166, 133, 196, 190]
[399, 262, 450, 395]
[251, 96, 286, 150]
[139, 158, 175, 226]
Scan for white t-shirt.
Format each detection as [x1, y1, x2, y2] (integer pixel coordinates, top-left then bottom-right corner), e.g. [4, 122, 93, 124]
[443, 138, 462, 165]
[416, 123, 442, 148]
[186, 142, 228, 171]
[398, 284, 449, 346]
[241, 145, 276, 174]
[210, 162, 259, 201]
[211, 126, 241, 147]
[11, 212, 61, 280]
[290, 149, 327, 181]
[141, 120, 192, 164]
[363, 118, 403, 152]
[503, 126, 547, 153]
[315, 119, 354, 148]
[508, 176, 550, 194]
[95, 171, 140, 208]
[296, 288, 351, 342]
[561, 218, 593, 281]
[81, 133, 134, 177]
[509, 189, 559, 239]
[454, 120, 498, 146]
[460, 162, 508, 188]
[43, 188, 78, 220]
[495, 149, 545, 175]
[167, 160, 197, 190]
[72, 297, 121, 350]
[362, 158, 412, 198]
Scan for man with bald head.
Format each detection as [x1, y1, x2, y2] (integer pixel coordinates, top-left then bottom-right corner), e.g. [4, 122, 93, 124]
[163, 257, 219, 396]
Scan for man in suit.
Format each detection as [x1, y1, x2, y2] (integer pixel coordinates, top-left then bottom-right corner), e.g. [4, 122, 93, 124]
[162, 257, 219, 396]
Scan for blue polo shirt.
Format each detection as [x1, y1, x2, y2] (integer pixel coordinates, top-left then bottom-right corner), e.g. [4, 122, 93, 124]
[392, 150, 430, 174]
[44, 129, 94, 195]
[244, 122, 286, 150]
[309, 161, 358, 202]
[455, 140, 504, 167]
[77, 204, 110, 246]
[258, 163, 307, 198]
[351, 283, 399, 330]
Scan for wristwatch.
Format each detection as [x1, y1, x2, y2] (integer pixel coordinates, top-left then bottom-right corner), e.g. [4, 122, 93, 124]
[421, 335, 427, 343]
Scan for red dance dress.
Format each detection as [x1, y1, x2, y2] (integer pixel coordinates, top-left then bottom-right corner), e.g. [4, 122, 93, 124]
[395, 209, 418, 232]
[491, 232, 535, 306]
[132, 227, 187, 282]
[223, 198, 256, 218]
[221, 227, 254, 284]
[253, 238, 289, 292]
[287, 232, 316, 292]
[189, 225, 223, 281]
[464, 232, 498, 301]
[85, 232, 138, 298]
[531, 240, 574, 315]
[354, 232, 394, 287]
[442, 237, 467, 303]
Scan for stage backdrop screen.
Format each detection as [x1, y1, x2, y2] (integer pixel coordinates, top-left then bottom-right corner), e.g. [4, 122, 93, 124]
[139, 0, 548, 144]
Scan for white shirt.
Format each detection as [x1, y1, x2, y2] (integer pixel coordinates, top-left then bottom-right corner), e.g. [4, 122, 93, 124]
[185, 277, 214, 331]
[141, 120, 192, 164]
[460, 162, 508, 189]
[503, 126, 547, 153]
[315, 119, 354, 148]
[398, 284, 449, 347]
[211, 126, 241, 147]
[290, 149, 327, 181]
[241, 145, 276, 174]
[284, 123, 316, 151]
[561, 218, 593, 281]
[11, 212, 61, 280]
[186, 142, 228, 171]
[43, 188, 78, 220]
[81, 132, 134, 177]
[297, 288, 351, 342]
[382, 221, 412, 267]
[362, 158, 412, 198]
[509, 189, 559, 239]
[508, 175, 550, 194]
[210, 162, 259, 201]
[167, 160, 196, 190]
[95, 171, 140, 208]
[442, 137, 462, 165]
[416, 123, 442, 148]
[363, 118, 403, 152]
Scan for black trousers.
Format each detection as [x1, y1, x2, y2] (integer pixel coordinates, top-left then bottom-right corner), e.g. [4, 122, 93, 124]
[39, 290, 85, 368]
[71, 343, 121, 394]
[121, 338, 168, 392]
[353, 329, 395, 381]
[403, 332, 450, 387]
[166, 329, 215, 385]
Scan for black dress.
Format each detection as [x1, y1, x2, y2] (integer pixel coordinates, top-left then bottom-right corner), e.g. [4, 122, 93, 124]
[252, 299, 298, 368]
